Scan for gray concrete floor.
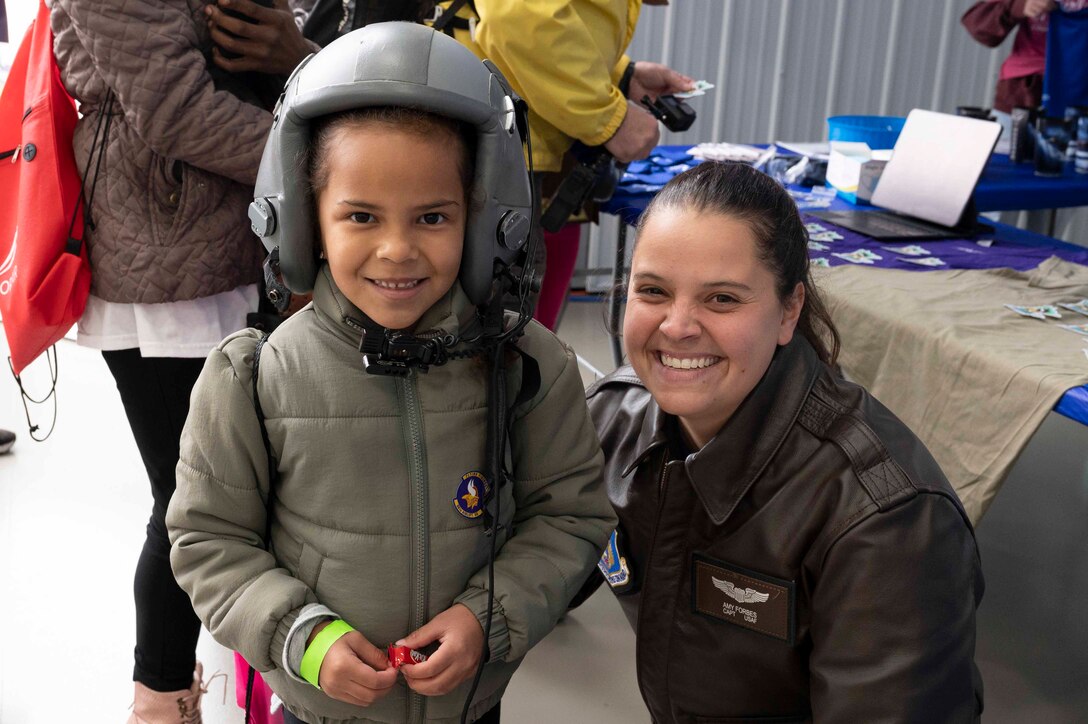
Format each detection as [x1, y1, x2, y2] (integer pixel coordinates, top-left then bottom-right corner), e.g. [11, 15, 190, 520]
[971, 411, 1088, 723]
[3, 298, 1086, 722]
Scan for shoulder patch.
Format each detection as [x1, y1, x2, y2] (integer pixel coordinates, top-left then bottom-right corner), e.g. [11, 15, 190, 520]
[598, 530, 632, 589]
[453, 472, 490, 519]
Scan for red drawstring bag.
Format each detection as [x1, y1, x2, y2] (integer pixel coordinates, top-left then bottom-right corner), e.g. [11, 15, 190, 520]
[0, 0, 93, 376]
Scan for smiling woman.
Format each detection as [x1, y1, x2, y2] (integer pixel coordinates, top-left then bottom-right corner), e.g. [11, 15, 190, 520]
[580, 162, 985, 722]
[623, 208, 804, 448]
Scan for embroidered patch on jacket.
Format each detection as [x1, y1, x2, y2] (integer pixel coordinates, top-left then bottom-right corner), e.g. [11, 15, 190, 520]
[598, 530, 631, 588]
[691, 553, 795, 645]
[453, 472, 490, 519]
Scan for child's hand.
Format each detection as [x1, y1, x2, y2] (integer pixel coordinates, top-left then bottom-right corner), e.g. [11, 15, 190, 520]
[310, 623, 398, 706]
[397, 604, 485, 696]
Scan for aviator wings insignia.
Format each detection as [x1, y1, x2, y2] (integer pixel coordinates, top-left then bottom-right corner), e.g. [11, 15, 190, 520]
[712, 576, 770, 604]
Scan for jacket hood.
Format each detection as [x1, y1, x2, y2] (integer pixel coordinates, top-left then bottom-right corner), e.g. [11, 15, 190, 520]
[311, 263, 479, 348]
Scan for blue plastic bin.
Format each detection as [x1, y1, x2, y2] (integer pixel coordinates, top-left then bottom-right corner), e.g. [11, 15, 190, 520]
[827, 115, 906, 149]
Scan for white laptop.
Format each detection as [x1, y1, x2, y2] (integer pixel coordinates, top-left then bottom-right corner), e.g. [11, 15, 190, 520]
[813, 109, 1002, 239]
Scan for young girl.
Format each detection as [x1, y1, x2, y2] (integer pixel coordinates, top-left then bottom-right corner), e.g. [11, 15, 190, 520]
[166, 24, 614, 724]
[585, 161, 983, 721]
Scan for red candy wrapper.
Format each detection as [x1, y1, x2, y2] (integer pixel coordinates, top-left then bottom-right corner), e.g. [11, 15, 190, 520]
[387, 645, 428, 669]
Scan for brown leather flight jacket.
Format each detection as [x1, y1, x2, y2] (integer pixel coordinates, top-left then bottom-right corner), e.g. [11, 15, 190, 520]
[585, 337, 984, 723]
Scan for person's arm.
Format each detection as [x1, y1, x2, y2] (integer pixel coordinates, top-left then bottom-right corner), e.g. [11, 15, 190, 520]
[808, 493, 984, 721]
[568, 567, 605, 610]
[167, 332, 316, 671]
[474, 0, 630, 149]
[168, 332, 399, 703]
[961, 0, 1052, 47]
[53, 0, 271, 185]
[451, 341, 616, 664]
[606, 61, 694, 161]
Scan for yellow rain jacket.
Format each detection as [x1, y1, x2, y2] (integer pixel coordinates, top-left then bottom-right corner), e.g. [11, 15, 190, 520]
[438, 0, 642, 172]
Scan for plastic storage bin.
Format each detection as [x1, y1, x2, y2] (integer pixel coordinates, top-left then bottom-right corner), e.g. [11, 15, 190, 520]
[826, 115, 906, 150]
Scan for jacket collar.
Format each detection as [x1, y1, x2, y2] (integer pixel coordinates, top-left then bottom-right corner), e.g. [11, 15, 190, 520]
[311, 263, 475, 346]
[620, 392, 672, 478]
[625, 336, 822, 525]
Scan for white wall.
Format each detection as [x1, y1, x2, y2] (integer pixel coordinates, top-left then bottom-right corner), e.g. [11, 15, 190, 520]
[0, 0, 37, 87]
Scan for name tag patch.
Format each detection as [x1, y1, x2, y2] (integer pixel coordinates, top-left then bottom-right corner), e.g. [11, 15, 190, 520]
[691, 553, 795, 645]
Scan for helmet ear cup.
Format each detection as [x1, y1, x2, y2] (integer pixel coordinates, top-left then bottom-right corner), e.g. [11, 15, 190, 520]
[498, 211, 531, 251]
[249, 22, 533, 305]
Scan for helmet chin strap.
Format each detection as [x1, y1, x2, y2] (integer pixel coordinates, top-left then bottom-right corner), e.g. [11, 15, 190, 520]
[359, 323, 457, 376]
[354, 283, 498, 376]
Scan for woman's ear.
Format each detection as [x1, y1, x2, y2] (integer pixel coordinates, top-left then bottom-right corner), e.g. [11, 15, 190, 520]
[778, 282, 805, 346]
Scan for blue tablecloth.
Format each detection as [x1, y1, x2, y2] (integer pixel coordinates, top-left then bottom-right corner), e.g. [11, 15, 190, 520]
[976, 153, 1088, 212]
[599, 145, 1088, 426]
[604, 145, 1088, 219]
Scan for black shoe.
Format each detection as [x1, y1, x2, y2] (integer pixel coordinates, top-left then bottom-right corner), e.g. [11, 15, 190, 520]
[0, 429, 14, 455]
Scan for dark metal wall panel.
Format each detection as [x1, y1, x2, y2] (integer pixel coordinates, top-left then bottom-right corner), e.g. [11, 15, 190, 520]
[776, 1, 837, 142]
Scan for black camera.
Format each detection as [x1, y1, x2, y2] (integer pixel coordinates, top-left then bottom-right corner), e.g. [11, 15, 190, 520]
[640, 94, 696, 132]
[540, 146, 615, 232]
[540, 93, 697, 232]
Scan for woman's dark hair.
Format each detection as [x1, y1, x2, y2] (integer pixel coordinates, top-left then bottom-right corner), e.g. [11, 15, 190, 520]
[636, 161, 841, 366]
[307, 106, 477, 201]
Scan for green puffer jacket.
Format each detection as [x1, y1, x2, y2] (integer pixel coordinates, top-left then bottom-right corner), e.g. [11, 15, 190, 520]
[167, 265, 614, 724]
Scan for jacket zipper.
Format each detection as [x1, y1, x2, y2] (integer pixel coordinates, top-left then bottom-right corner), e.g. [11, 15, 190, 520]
[634, 457, 672, 717]
[397, 374, 428, 724]
[658, 454, 670, 502]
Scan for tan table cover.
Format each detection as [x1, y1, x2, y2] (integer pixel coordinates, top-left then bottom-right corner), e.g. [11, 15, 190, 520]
[813, 256, 1088, 524]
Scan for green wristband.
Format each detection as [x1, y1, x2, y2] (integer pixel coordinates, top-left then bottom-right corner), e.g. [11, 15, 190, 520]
[300, 619, 354, 689]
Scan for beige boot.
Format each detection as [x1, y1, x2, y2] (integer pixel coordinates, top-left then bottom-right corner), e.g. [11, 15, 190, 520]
[127, 662, 208, 724]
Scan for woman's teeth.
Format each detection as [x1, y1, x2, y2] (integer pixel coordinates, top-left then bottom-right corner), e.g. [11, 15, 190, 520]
[660, 353, 719, 370]
[373, 279, 421, 289]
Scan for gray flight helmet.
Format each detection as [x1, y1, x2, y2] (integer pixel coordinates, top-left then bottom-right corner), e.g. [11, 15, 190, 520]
[248, 22, 532, 306]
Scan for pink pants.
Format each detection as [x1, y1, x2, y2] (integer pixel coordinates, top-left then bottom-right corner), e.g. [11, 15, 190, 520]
[533, 223, 582, 332]
[234, 653, 284, 724]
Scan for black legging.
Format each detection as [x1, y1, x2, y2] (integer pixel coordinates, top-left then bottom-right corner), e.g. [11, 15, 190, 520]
[104, 349, 205, 692]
